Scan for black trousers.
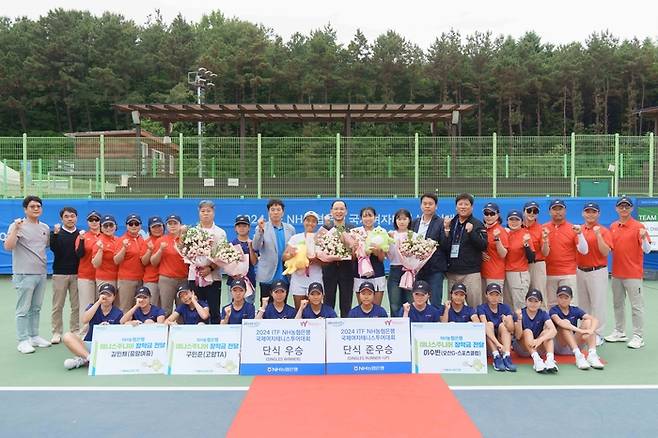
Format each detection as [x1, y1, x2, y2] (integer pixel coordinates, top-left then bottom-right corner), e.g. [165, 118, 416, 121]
[322, 260, 354, 318]
[191, 280, 221, 324]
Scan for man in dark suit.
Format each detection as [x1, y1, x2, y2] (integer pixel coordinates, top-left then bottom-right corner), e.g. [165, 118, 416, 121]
[411, 193, 449, 306]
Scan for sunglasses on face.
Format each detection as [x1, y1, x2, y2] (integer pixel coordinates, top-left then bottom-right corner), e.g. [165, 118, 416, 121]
[525, 208, 539, 214]
[88, 217, 100, 222]
[102, 223, 115, 228]
[483, 211, 497, 217]
[127, 222, 141, 227]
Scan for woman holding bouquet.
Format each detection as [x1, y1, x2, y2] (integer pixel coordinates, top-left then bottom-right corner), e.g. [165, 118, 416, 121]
[283, 211, 323, 310]
[152, 214, 188, 316]
[387, 209, 415, 316]
[351, 207, 386, 306]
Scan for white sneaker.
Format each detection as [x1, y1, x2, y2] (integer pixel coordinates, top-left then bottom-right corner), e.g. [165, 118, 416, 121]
[545, 358, 559, 373]
[604, 330, 628, 343]
[533, 357, 546, 373]
[575, 355, 591, 370]
[587, 353, 605, 369]
[29, 336, 52, 348]
[17, 340, 36, 354]
[596, 336, 605, 347]
[51, 333, 61, 344]
[627, 335, 645, 349]
[64, 356, 88, 370]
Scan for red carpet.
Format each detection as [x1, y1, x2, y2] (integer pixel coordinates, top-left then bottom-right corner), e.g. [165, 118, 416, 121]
[228, 374, 481, 438]
[487, 350, 606, 365]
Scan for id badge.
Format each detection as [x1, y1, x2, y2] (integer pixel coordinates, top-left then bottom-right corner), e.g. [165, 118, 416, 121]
[450, 244, 460, 258]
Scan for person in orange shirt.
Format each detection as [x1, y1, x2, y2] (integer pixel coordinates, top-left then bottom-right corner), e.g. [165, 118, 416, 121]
[91, 215, 119, 292]
[151, 214, 188, 316]
[114, 214, 148, 314]
[541, 199, 588, 308]
[523, 201, 547, 295]
[504, 210, 535, 311]
[576, 202, 613, 344]
[142, 216, 164, 306]
[605, 197, 651, 349]
[481, 203, 508, 300]
[75, 210, 101, 338]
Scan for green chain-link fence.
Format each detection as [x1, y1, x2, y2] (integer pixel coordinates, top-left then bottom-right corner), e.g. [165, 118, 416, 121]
[0, 133, 654, 199]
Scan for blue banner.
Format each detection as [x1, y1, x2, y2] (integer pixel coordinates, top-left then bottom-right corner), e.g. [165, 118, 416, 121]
[239, 363, 325, 375]
[326, 362, 412, 374]
[0, 197, 641, 274]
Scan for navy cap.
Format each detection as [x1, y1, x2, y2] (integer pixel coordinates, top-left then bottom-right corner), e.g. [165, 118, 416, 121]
[125, 214, 141, 224]
[358, 281, 376, 293]
[549, 199, 566, 209]
[176, 285, 192, 297]
[307, 282, 324, 294]
[583, 202, 600, 212]
[100, 215, 116, 226]
[483, 202, 500, 213]
[148, 216, 164, 227]
[507, 210, 523, 220]
[86, 210, 102, 220]
[234, 215, 250, 226]
[450, 282, 467, 294]
[486, 283, 502, 294]
[230, 278, 247, 291]
[135, 286, 151, 297]
[98, 283, 116, 295]
[271, 280, 288, 292]
[526, 288, 543, 301]
[523, 201, 540, 211]
[616, 196, 633, 207]
[165, 214, 182, 224]
[412, 280, 431, 294]
[556, 285, 573, 297]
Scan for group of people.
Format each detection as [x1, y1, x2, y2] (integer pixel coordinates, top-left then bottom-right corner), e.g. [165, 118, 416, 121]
[4, 192, 650, 372]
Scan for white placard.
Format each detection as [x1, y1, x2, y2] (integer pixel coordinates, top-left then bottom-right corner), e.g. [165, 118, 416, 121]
[325, 318, 411, 374]
[411, 323, 487, 374]
[227, 178, 239, 187]
[240, 319, 325, 375]
[167, 324, 241, 375]
[88, 324, 169, 376]
[203, 178, 215, 187]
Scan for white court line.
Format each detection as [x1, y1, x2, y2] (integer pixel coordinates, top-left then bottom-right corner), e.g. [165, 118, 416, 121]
[0, 385, 657, 391]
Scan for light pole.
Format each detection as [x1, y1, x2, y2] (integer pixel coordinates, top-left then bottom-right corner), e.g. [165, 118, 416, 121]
[188, 67, 217, 178]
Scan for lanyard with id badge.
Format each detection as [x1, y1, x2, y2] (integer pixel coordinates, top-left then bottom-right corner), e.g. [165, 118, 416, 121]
[450, 220, 466, 259]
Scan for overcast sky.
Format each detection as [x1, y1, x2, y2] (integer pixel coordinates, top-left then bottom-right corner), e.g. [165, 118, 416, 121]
[7, 0, 658, 49]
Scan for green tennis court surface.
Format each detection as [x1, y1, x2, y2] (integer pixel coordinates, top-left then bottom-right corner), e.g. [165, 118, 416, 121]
[1, 276, 656, 387]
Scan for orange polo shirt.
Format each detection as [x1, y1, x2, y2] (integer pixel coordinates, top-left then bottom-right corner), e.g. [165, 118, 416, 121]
[143, 235, 161, 283]
[525, 221, 546, 262]
[610, 217, 649, 279]
[481, 223, 508, 280]
[576, 224, 613, 269]
[544, 221, 580, 276]
[117, 233, 147, 281]
[159, 233, 188, 278]
[76, 231, 100, 280]
[506, 228, 534, 272]
[93, 233, 119, 281]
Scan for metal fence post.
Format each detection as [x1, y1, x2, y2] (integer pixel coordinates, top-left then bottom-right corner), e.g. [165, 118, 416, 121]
[336, 134, 341, 198]
[22, 133, 28, 197]
[414, 133, 419, 197]
[2, 159, 7, 198]
[100, 134, 106, 199]
[570, 132, 575, 197]
[179, 133, 184, 198]
[614, 133, 620, 197]
[650, 132, 655, 197]
[492, 133, 497, 198]
[257, 133, 262, 199]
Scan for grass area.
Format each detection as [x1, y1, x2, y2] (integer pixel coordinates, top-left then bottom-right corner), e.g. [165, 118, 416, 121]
[1, 276, 656, 387]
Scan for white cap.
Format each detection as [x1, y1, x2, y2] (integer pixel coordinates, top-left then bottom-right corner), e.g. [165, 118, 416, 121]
[303, 210, 320, 221]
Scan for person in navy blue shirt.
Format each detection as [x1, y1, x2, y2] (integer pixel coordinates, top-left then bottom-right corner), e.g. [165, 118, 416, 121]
[440, 283, 479, 323]
[296, 282, 338, 319]
[221, 278, 256, 324]
[256, 280, 296, 319]
[348, 281, 388, 318]
[549, 285, 604, 370]
[230, 215, 259, 304]
[477, 283, 517, 372]
[398, 280, 441, 322]
[120, 286, 165, 325]
[62, 283, 123, 370]
[166, 286, 210, 325]
[514, 289, 558, 374]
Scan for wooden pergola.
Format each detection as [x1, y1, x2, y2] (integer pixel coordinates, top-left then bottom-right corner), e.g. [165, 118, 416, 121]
[637, 106, 658, 135]
[113, 103, 476, 136]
